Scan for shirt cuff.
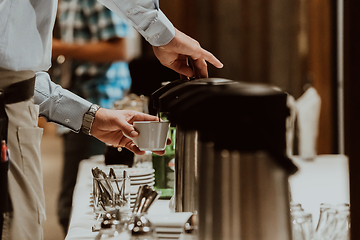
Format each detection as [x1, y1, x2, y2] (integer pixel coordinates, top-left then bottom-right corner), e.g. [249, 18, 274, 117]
[142, 9, 175, 46]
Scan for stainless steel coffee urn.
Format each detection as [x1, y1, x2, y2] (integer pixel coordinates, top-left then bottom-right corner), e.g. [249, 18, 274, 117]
[152, 79, 298, 240]
[152, 78, 238, 212]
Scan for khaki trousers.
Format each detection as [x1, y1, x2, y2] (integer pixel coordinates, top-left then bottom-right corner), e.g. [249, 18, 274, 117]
[1, 98, 45, 240]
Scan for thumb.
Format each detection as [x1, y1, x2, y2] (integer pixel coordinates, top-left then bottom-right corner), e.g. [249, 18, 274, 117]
[117, 115, 139, 138]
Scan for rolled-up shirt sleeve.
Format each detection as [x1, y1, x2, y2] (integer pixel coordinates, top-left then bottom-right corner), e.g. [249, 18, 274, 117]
[34, 71, 92, 132]
[98, 0, 175, 46]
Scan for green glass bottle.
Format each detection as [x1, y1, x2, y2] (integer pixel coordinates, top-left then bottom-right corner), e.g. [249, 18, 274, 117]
[152, 114, 176, 199]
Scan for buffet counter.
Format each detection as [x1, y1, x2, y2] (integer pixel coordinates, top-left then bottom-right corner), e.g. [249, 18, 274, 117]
[65, 154, 349, 239]
[65, 155, 171, 240]
[289, 154, 350, 226]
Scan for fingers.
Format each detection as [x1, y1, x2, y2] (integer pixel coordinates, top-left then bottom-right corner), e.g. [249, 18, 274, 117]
[152, 150, 165, 156]
[189, 58, 205, 79]
[151, 137, 171, 156]
[180, 73, 190, 80]
[199, 48, 223, 69]
[118, 137, 169, 156]
[166, 55, 194, 78]
[119, 111, 160, 137]
[115, 115, 139, 138]
[130, 112, 160, 122]
[152, 138, 171, 156]
[153, 29, 223, 79]
[173, 48, 221, 79]
[172, 61, 194, 78]
[117, 135, 145, 155]
[125, 142, 145, 155]
[174, 28, 223, 70]
[177, 58, 206, 79]
[113, 132, 171, 157]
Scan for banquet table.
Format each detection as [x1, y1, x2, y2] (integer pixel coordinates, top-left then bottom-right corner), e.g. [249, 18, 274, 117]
[65, 154, 349, 240]
[289, 154, 350, 227]
[65, 155, 171, 240]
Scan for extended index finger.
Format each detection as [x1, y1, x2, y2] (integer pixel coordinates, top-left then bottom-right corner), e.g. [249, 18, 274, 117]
[200, 49, 223, 69]
[131, 112, 160, 123]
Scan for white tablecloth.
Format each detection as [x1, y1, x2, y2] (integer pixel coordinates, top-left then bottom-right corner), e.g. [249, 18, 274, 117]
[65, 154, 349, 239]
[65, 155, 170, 240]
[289, 154, 350, 227]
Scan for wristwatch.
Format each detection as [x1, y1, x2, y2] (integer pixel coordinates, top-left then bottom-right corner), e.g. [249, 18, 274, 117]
[81, 104, 101, 135]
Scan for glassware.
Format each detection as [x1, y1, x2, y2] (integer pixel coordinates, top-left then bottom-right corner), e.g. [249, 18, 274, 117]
[95, 209, 130, 240]
[332, 203, 350, 240]
[315, 203, 351, 240]
[290, 202, 304, 212]
[128, 214, 158, 240]
[291, 211, 314, 240]
[93, 173, 131, 222]
[169, 195, 175, 212]
[316, 204, 337, 240]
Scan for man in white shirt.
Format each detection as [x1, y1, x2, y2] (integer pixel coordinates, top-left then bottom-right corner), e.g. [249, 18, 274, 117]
[0, 0, 223, 239]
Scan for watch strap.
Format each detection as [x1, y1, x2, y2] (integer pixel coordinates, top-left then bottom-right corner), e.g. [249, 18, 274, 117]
[81, 104, 100, 135]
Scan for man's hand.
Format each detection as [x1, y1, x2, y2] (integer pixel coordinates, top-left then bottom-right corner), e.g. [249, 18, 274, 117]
[90, 108, 169, 155]
[152, 28, 223, 79]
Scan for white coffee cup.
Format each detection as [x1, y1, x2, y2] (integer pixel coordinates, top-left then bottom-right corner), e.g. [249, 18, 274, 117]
[127, 121, 170, 151]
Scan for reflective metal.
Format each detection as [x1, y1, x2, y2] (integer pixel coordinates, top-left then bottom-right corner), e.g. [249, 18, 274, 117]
[198, 149, 292, 240]
[174, 126, 199, 213]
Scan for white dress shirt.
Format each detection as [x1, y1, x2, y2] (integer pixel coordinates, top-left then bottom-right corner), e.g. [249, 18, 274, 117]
[0, 0, 175, 131]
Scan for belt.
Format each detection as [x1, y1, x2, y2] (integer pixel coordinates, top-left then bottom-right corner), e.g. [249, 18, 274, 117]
[0, 76, 35, 140]
[0, 76, 35, 237]
[1, 76, 36, 104]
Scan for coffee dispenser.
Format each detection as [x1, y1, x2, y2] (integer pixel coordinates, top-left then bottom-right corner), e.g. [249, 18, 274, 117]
[151, 79, 298, 240]
[152, 78, 238, 213]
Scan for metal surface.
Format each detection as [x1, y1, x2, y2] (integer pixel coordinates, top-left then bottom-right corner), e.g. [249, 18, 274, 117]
[198, 149, 292, 240]
[174, 126, 199, 213]
[337, 0, 344, 154]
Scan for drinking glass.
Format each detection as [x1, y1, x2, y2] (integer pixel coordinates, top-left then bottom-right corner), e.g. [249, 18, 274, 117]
[315, 203, 339, 240]
[93, 175, 131, 222]
[333, 205, 350, 240]
[290, 202, 304, 212]
[291, 211, 315, 240]
[331, 203, 350, 240]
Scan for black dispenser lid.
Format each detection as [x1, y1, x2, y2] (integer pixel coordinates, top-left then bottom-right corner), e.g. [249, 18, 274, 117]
[151, 79, 188, 110]
[163, 79, 297, 175]
[152, 78, 238, 112]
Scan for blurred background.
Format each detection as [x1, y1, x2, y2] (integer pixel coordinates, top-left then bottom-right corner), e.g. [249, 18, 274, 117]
[40, 120, 64, 239]
[41, 0, 360, 239]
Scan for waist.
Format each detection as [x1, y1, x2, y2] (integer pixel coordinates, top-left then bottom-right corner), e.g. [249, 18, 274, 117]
[0, 76, 35, 105]
[0, 68, 35, 88]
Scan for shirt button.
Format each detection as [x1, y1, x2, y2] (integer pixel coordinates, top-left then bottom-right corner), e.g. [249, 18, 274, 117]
[154, 33, 160, 39]
[65, 119, 70, 123]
